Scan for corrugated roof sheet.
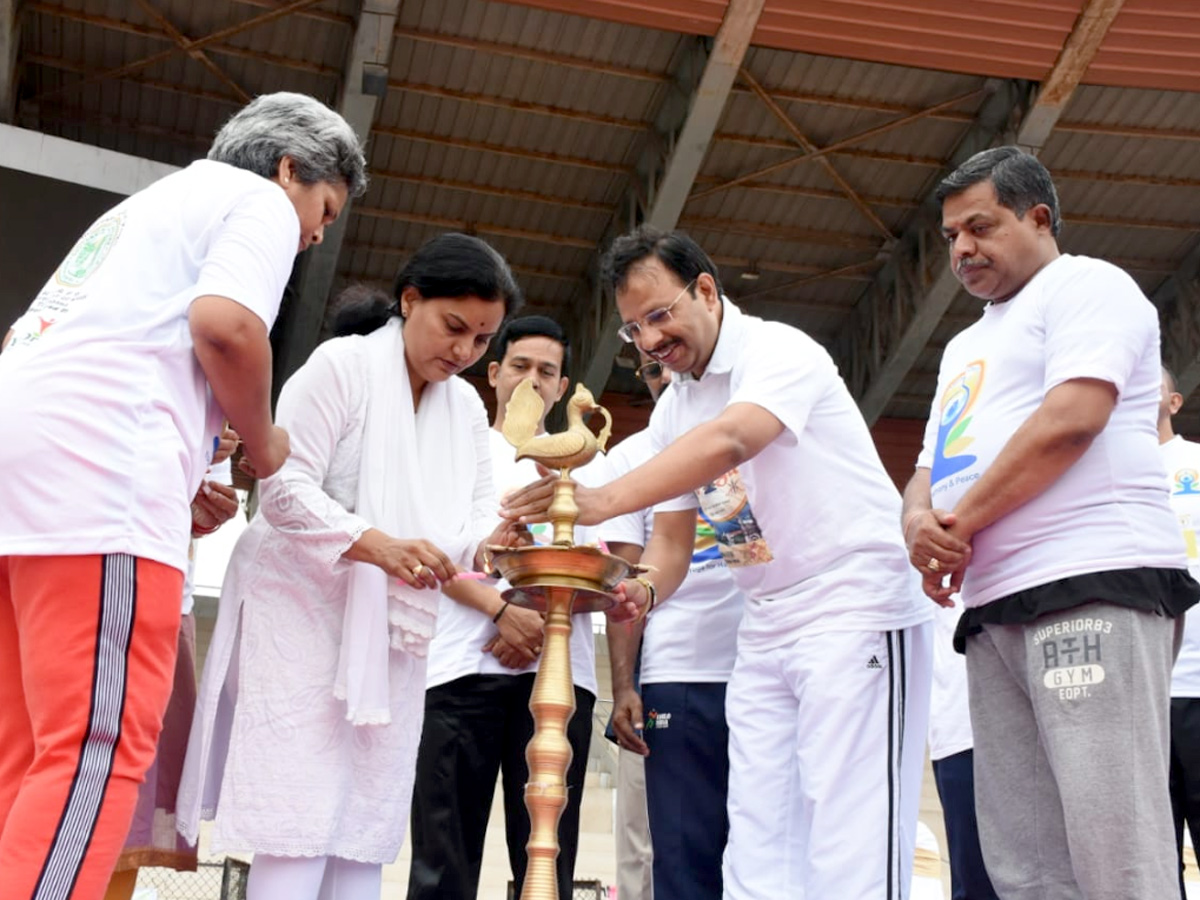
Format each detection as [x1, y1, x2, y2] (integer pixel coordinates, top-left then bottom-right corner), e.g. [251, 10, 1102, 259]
[508, 0, 1200, 91]
[11, 0, 1200, 422]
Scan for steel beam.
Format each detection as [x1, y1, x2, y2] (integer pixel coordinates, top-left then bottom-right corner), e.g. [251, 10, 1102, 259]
[26, 4, 340, 79]
[371, 124, 630, 174]
[0, 122, 178, 193]
[834, 79, 1025, 423]
[273, 0, 401, 388]
[132, 0, 251, 103]
[32, 0, 327, 103]
[839, 0, 1126, 424]
[580, 0, 766, 397]
[1015, 0, 1127, 153]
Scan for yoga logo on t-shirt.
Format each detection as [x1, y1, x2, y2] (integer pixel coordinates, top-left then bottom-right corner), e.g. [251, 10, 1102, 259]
[695, 468, 773, 568]
[1174, 468, 1200, 496]
[931, 360, 985, 485]
[693, 514, 723, 565]
[55, 213, 124, 287]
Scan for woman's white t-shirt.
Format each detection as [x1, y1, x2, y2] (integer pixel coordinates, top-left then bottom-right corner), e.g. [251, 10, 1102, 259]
[0, 160, 297, 572]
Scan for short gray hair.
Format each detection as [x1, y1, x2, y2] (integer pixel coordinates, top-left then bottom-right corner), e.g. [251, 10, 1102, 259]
[208, 92, 368, 198]
[936, 146, 1061, 236]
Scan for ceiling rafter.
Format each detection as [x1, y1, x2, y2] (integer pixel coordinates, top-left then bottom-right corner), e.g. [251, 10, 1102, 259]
[369, 169, 612, 213]
[728, 83, 978, 122]
[372, 125, 631, 175]
[389, 79, 648, 130]
[392, 26, 669, 83]
[679, 215, 881, 250]
[730, 65, 897, 239]
[689, 176, 1200, 232]
[1066, 211, 1199, 232]
[694, 79, 986, 228]
[712, 257, 875, 280]
[1055, 168, 1200, 189]
[131, 0, 250, 103]
[354, 206, 597, 250]
[339, 243, 583, 283]
[27, 53, 242, 106]
[31, 0, 327, 103]
[712, 134, 976, 170]
[728, 84, 1200, 144]
[737, 259, 885, 302]
[692, 174, 914, 207]
[1016, 0, 1129, 152]
[231, 0, 352, 28]
[25, 3, 339, 78]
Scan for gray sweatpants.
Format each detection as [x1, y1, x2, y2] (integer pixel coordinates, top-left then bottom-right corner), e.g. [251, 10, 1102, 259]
[965, 602, 1180, 900]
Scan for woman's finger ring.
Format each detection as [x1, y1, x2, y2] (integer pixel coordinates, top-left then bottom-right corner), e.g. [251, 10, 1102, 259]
[413, 563, 427, 578]
[927, 558, 942, 573]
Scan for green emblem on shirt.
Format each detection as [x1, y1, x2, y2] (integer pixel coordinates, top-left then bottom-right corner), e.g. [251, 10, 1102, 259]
[55, 214, 124, 287]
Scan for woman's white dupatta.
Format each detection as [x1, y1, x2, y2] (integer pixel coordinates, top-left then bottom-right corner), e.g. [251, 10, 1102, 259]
[334, 317, 477, 725]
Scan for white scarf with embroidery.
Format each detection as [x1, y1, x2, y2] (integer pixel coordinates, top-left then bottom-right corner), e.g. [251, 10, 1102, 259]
[334, 317, 478, 725]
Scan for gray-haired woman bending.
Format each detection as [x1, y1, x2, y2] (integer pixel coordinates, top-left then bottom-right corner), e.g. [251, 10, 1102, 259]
[0, 92, 364, 900]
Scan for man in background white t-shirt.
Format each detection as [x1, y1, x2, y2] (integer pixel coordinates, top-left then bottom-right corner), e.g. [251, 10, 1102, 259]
[1158, 366, 1200, 897]
[408, 316, 597, 900]
[904, 146, 1197, 900]
[600, 359, 745, 900]
[927, 602, 998, 900]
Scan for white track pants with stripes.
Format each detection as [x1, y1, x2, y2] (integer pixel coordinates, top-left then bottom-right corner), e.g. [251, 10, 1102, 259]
[722, 621, 932, 900]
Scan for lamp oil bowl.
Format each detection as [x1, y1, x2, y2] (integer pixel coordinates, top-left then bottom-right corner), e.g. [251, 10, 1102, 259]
[488, 543, 636, 614]
[488, 378, 635, 900]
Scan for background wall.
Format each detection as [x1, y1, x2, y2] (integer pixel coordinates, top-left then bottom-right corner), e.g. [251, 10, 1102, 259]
[0, 166, 121, 329]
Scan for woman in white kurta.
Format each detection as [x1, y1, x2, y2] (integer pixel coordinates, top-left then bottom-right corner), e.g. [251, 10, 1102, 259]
[178, 234, 525, 900]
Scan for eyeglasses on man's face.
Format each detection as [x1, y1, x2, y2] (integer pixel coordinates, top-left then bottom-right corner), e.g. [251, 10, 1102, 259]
[617, 279, 696, 344]
[635, 360, 663, 382]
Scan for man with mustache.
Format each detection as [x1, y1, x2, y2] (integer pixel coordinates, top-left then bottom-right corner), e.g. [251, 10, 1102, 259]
[903, 146, 1197, 900]
[503, 227, 933, 900]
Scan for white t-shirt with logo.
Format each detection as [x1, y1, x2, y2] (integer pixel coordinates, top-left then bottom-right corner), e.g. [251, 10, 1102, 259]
[599, 428, 745, 683]
[424, 427, 599, 696]
[1162, 435, 1200, 696]
[0, 160, 297, 573]
[917, 255, 1185, 608]
[928, 603, 973, 761]
[653, 299, 930, 652]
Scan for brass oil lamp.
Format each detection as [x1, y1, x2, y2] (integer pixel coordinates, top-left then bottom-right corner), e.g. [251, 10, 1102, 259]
[488, 380, 642, 900]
